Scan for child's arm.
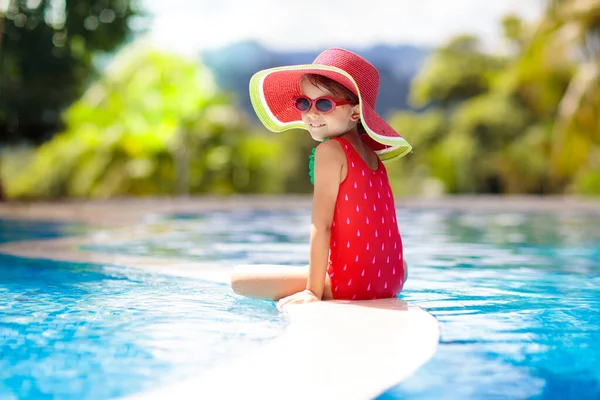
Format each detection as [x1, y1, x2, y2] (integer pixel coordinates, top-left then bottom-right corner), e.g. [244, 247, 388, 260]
[277, 140, 344, 309]
[306, 140, 344, 298]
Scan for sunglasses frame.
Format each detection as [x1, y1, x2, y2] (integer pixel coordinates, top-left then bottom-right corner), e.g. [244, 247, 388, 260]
[292, 96, 354, 114]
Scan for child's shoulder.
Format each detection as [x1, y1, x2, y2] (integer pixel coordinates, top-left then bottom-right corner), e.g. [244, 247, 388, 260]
[313, 139, 347, 171]
[315, 137, 345, 156]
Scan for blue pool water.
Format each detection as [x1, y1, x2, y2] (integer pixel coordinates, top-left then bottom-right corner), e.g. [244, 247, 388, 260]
[80, 209, 600, 399]
[81, 210, 313, 266]
[2, 209, 600, 399]
[0, 250, 284, 398]
[376, 211, 600, 400]
[0, 219, 87, 244]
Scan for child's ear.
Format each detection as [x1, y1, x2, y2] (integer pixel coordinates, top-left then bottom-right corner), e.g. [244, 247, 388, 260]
[351, 105, 361, 121]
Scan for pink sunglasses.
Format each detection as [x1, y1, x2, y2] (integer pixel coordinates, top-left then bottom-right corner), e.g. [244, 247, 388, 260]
[292, 96, 354, 114]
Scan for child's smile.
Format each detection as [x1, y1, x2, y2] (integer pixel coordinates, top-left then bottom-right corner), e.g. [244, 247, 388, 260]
[299, 80, 356, 141]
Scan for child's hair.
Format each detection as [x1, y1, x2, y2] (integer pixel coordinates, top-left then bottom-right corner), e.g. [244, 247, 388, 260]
[302, 74, 366, 135]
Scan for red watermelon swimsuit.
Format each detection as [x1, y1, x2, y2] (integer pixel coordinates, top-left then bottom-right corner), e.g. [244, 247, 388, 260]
[327, 137, 405, 300]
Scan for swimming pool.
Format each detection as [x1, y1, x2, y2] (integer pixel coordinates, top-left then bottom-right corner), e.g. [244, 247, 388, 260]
[80, 209, 313, 266]
[79, 209, 600, 399]
[2, 207, 599, 399]
[0, 224, 285, 399]
[378, 211, 600, 400]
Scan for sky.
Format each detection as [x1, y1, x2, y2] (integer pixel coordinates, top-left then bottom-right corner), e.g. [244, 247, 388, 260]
[140, 0, 544, 55]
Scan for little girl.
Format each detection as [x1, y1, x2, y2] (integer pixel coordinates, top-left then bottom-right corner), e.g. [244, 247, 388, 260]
[231, 48, 412, 309]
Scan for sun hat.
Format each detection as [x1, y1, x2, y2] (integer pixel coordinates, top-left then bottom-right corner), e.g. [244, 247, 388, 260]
[249, 48, 412, 162]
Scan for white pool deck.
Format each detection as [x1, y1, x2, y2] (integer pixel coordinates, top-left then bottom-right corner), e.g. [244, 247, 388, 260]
[2, 195, 599, 399]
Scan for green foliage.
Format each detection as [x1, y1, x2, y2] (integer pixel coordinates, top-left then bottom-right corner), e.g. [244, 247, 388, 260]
[5, 0, 600, 199]
[451, 93, 531, 151]
[498, 123, 553, 193]
[501, 14, 524, 43]
[1, 0, 138, 143]
[386, 110, 450, 195]
[410, 35, 507, 108]
[573, 168, 600, 195]
[387, 1, 600, 196]
[6, 46, 289, 198]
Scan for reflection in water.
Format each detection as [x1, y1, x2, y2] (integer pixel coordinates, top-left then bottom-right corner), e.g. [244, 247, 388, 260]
[0, 218, 88, 244]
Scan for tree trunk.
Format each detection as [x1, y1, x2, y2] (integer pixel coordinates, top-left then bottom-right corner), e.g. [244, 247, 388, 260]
[0, 11, 3, 51]
[174, 127, 191, 196]
[0, 165, 4, 201]
[0, 13, 5, 201]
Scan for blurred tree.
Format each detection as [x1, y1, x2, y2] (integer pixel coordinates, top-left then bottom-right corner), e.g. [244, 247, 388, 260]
[393, 34, 530, 194]
[409, 35, 507, 109]
[1, 0, 139, 143]
[545, 0, 600, 190]
[385, 109, 446, 195]
[1, 0, 139, 201]
[389, 1, 600, 196]
[5, 47, 289, 199]
[498, 0, 600, 193]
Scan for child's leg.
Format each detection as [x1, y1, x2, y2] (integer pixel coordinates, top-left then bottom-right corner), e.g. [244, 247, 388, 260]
[231, 264, 333, 301]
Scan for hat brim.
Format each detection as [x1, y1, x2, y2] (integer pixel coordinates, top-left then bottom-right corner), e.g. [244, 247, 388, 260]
[249, 65, 412, 163]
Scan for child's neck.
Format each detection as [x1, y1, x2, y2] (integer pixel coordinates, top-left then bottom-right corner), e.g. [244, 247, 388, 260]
[337, 127, 362, 145]
[334, 127, 374, 157]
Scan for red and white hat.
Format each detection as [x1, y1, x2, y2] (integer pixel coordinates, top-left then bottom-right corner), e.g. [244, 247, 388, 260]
[249, 48, 412, 162]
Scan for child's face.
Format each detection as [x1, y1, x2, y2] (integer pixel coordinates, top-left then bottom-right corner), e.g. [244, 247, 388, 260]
[299, 80, 358, 141]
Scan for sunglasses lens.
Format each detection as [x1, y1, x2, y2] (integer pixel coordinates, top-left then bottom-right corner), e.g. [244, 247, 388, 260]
[294, 97, 311, 111]
[315, 98, 334, 112]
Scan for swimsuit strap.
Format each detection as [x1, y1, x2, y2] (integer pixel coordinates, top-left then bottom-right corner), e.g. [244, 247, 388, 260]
[308, 138, 330, 185]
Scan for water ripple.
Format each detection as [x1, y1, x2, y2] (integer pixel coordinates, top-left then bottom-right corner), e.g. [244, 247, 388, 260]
[3, 209, 600, 399]
[0, 254, 286, 399]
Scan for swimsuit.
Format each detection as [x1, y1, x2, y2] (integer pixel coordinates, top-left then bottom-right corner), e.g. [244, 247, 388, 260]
[327, 137, 405, 300]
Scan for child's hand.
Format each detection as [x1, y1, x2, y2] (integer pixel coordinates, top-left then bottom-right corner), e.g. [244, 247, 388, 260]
[277, 289, 320, 311]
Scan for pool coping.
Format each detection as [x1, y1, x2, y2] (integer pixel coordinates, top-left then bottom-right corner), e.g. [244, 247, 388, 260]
[1, 194, 600, 227]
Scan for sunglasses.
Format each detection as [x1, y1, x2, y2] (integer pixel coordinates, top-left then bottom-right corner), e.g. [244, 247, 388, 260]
[292, 96, 354, 113]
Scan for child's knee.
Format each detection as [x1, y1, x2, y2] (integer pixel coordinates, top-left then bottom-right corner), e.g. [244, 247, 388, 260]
[230, 265, 247, 294]
[230, 274, 240, 294]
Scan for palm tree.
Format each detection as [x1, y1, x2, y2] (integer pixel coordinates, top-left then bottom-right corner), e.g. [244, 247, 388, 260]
[540, 0, 600, 181]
